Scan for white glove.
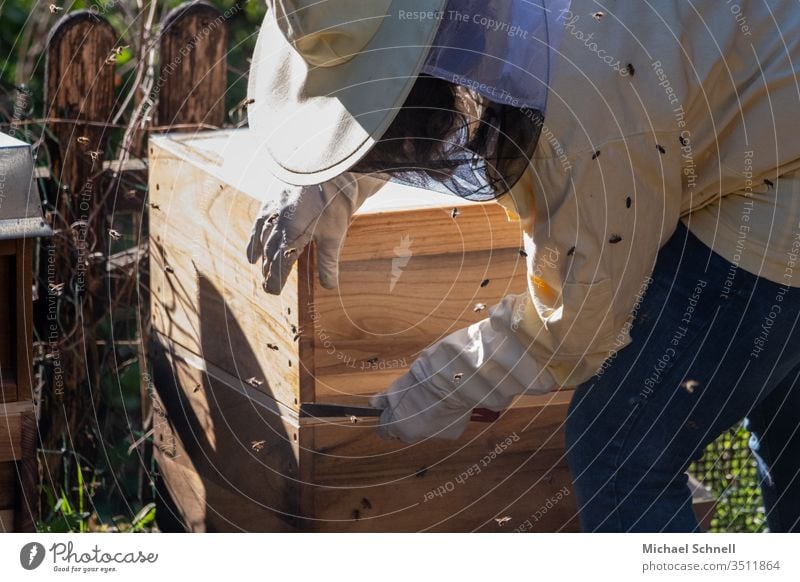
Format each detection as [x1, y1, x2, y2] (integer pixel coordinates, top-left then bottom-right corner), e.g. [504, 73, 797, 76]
[246, 172, 385, 294]
[369, 294, 557, 442]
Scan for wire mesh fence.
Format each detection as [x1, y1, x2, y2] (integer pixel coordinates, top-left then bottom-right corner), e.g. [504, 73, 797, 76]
[690, 423, 767, 532]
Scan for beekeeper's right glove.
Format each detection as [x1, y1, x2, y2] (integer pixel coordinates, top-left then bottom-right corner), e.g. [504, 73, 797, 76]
[246, 172, 386, 294]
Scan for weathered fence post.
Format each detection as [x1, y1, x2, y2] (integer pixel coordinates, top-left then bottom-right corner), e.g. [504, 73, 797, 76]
[157, 1, 229, 131]
[45, 10, 116, 226]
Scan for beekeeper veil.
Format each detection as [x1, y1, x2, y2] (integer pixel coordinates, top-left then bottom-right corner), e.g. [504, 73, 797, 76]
[351, 0, 569, 201]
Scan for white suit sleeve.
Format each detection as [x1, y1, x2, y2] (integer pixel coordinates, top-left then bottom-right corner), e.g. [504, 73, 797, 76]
[370, 294, 556, 441]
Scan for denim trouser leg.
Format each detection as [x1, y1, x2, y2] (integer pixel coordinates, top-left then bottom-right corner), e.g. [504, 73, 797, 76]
[565, 221, 800, 532]
[744, 364, 800, 532]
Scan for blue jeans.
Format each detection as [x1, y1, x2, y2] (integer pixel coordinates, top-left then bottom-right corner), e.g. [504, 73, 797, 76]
[565, 221, 800, 532]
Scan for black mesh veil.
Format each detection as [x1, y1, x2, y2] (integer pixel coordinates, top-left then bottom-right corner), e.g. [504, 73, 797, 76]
[350, 74, 544, 202]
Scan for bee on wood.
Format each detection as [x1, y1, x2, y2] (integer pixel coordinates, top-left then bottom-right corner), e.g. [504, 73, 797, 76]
[234, 98, 255, 116]
[656, 144, 666, 154]
[495, 516, 512, 527]
[609, 234, 623, 244]
[626, 63, 636, 76]
[764, 179, 775, 189]
[164, 265, 175, 274]
[293, 328, 304, 342]
[480, 278, 490, 288]
[266, 343, 280, 351]
[591, 150, 601, 160]
[193, 383, 201, 393]
[519, 249, 528, 258]
[473, 303, 486, 313]
[451, 208, 459, 219]
[150, 202, 160, 210]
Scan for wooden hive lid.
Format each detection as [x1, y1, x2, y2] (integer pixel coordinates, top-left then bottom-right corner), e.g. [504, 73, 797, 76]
[148, 129, 493, 214]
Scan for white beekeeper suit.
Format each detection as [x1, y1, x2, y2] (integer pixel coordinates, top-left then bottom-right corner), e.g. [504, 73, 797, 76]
[247, 0, 800, 442]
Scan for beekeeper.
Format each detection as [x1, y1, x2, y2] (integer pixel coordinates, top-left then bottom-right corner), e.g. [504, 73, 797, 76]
[246, 0, 800, 532]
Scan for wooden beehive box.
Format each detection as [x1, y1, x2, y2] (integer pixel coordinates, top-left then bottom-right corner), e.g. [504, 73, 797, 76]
[0, 133, 51, 532]
[148, 129, 580, 532]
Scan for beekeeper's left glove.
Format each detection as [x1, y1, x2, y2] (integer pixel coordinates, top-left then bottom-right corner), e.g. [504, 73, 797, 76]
[246, 172, 386, 294]
[369, 294, 556, 443]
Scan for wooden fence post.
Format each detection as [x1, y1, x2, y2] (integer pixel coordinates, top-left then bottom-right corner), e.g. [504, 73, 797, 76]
[157, 1, 229, 131]
[44, 10, 117, 225]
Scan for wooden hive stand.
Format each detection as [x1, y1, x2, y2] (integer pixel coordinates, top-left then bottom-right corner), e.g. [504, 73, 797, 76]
[0, 133, 52, 532]
[147, 129, 714, 532]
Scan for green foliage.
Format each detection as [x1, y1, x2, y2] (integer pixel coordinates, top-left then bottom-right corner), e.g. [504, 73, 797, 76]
[690, 424, 767, 533]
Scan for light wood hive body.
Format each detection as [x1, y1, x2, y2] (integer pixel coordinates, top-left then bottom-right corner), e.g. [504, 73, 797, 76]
[148, 130, 714, 532]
